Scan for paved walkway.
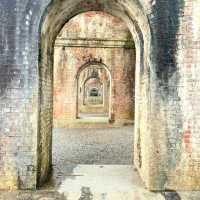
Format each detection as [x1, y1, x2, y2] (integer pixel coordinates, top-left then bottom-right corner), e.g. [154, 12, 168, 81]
[57, 164, 164, 200]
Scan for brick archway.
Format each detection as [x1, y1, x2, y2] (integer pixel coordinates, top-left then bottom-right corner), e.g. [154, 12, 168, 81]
[1, 0, 199, 192]
[38, 0, 155, 190]
[75, 61, 112, 121]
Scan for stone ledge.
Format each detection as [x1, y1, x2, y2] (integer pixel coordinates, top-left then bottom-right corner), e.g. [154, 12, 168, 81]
[55, 38, 135, 49]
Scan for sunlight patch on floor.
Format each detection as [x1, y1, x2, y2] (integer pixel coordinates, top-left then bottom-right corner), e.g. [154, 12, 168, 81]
[58, 165, 164, 200]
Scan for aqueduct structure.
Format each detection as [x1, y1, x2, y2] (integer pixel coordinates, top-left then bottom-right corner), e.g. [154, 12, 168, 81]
[0, 0, 200, 192]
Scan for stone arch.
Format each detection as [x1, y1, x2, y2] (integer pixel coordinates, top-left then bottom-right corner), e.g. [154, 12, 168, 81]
[38, 0, 155, 189]
[83, 77, 102, 88]
[76, 61, 112, 78]
[76, 61, 111, 119]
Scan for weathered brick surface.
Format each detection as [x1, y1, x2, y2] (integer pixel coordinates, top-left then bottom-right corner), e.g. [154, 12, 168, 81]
[0, 0, 42, 189]
[163, 0, 200, 190]
[0, 0, 200, 191]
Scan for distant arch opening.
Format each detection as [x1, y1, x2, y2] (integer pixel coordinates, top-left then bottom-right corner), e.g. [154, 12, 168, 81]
[89, 88, 100, 97]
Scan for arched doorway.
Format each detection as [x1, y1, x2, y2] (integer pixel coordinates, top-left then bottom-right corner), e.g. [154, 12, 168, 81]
[76, 62, 112, 121]
[38, 0, 154, 190]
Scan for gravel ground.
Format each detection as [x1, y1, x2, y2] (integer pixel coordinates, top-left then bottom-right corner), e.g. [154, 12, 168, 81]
[53, 126, 134, 165]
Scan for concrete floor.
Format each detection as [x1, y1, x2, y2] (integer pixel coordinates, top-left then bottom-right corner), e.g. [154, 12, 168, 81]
[1, 126, 200, 199]
[57, 164, 165, 200]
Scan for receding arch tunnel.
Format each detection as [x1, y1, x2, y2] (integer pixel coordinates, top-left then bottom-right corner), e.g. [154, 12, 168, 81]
[76, 62, 111, 120]
[38, 0, 157, 191]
